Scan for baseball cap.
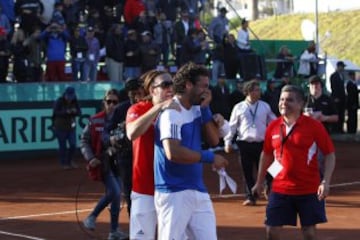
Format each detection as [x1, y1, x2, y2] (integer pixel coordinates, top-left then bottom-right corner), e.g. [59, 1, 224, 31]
[336, 61, 346, 67]
[64, 86, 76, 100]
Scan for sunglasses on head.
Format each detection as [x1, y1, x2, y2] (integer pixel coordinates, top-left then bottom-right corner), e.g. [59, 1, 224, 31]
[153, 81, 173, 89]
[105, 99, 119, 105]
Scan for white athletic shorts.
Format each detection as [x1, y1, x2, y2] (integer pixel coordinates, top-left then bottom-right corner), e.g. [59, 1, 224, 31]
[130, 191, 157, 240]
[154, 189, 217, 240]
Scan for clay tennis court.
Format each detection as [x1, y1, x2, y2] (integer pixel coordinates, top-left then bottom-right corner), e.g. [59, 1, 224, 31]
[0, 139, 359, 240]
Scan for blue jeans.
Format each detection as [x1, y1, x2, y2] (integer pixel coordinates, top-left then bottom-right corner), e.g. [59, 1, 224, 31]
[54, 129, 76, 167]
[91, 172, 122, 232]
[83, 61, 98, 81]
[72, 59, 85, 81]
[211, 60, 224, 86]
[124, 67, 141, 80]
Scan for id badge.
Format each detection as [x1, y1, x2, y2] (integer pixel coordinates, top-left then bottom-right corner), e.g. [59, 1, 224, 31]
[77, 52, 83, 59]
[248, 126, 257, 139]
[89, 54, 95, 61]
[267, 160, 283, 178]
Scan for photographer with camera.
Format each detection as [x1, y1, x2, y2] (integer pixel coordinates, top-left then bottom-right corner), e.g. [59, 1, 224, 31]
[81, 88, 129, 240]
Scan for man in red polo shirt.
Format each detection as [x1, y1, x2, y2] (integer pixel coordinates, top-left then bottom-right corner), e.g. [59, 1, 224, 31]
[252, 85, 336, 240]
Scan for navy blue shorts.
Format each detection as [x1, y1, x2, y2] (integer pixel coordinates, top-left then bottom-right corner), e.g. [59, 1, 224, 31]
[265, 192, 327, 227]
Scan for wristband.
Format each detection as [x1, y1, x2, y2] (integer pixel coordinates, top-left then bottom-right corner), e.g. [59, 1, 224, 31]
[200, 150, 215, 163]
[201, 106, 213, 123]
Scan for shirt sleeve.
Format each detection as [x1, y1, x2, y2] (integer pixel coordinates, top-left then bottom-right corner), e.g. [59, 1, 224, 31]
[158, 109, 182, 141]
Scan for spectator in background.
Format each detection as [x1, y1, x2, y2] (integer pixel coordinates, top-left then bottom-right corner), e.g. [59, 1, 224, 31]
[156, 0, 179, 22]
[10, 27, 29, 82]
[24, 26, 43, 82]
[297, 41, 318, 78]
[193, 29, 210, 66]
[229, 80, 245, 110]
[330, 61, 347, 133]
[262, 80, 280, 116]
[346, 71, 359, 134]
[105, 23, 125, 82]
[153, 12, 172, 67]
[223, 33, 239, 81]
[0, 4, 11, 37]
[273, 45, 296, 79]
[124, 29, 141, 79]
[50, 1, 65, 27]
[208, 7, 229, 45]
[210, 73, 231, 120]
[224, 80, 276, 206]
[305, 75, 338, 133]
[180, 28, 201, 65]
[124, 0, 145, 28]
[0, 26, 10, 83]
[40, 22, 70, 81]
[84, 26, 100, 81]
[69, 26, 88, 82]
[52, 86, 81, 169]
[237, 18, 252, 53]
[62, 0, 81, 33]
[173, 10, 190, 67]
[139, 30, 160, 73]
[14, 0, 44, 36]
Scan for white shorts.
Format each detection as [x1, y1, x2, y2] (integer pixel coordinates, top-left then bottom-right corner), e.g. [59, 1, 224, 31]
[130, 191, 157, 240]
[154, 189, 217, 240]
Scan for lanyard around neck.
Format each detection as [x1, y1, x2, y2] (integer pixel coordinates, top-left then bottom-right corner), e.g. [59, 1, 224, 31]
[248, 101, 259, 125]
[279, 123, 296, 159]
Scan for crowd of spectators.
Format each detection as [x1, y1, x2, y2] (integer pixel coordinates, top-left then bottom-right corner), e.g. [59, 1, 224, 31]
[0, 0, 213, 83]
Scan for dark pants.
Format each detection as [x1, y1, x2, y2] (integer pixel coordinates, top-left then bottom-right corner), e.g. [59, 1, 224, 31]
[334, 101, 345, 133]
[54, 129, 76, 167]
[118, 156, 133, 216]
[347, 108, 358, 133]
[237, 141, 263, 201]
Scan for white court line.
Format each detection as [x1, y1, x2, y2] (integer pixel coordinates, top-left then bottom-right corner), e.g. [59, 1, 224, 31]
[0, 230, 46, 240]
[210, 181, 360, 199]
[0, 208, 92, 221]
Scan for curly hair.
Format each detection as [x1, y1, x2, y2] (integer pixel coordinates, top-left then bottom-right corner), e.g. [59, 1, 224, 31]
[173, 62, 209, 94]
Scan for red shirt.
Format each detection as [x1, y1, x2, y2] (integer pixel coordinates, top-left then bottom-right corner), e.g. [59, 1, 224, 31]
[124, 0, 145, 26]
[126, 101, 154, 195]
[263, 115, 335, 195]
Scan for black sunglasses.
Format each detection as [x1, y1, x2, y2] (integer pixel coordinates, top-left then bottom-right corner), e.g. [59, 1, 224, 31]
[105, 99, 119, 105]
[153, 81, 173, 89]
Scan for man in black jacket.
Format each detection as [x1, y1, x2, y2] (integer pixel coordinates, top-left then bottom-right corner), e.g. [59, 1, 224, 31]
[330, 61, 347, 133]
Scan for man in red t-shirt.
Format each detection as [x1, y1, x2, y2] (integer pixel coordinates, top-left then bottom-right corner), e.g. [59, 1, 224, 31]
[252, 85, 336, 240]
[126, 69, 178, 239]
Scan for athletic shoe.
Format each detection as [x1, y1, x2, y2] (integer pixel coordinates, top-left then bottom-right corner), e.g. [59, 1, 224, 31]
[83, 215, 96, 230]
[108, 230, 129, 240]
[242, 199, 256, 206]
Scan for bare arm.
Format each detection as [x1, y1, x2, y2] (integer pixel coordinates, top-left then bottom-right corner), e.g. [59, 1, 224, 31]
[126, 103, 162, 141]
[318, 152, 336, 200]
[252, 151, 274, 195]
[127, 99, 180, 140]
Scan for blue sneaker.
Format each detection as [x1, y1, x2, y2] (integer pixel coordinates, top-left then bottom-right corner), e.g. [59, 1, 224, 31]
[83, 215, 96, 230]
